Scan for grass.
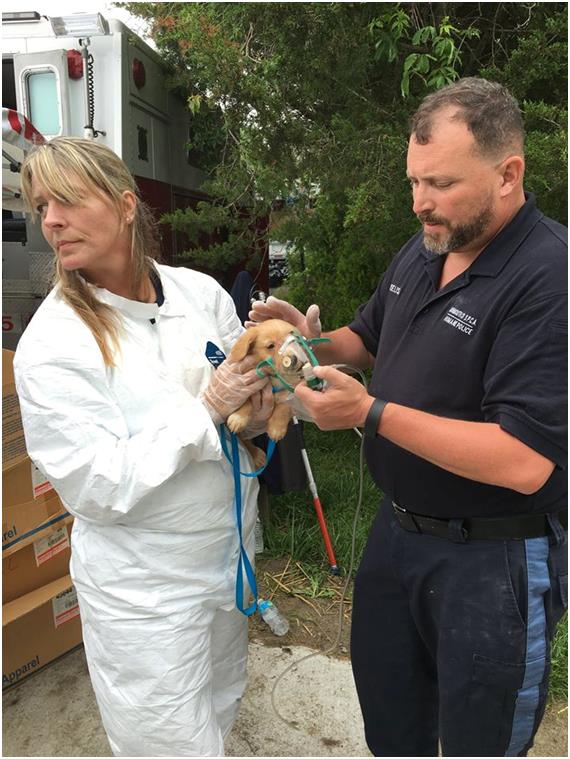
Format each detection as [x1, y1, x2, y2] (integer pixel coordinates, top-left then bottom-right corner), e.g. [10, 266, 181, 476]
[550, 614, 568, 702]
[263, 423, 568, 702]
[263, 424, 378, 583]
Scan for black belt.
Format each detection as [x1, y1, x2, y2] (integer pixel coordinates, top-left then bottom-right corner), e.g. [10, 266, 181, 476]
[392, 501, 567, 541]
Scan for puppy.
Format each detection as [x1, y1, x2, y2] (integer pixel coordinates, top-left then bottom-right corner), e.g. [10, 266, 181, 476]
[227, 319, 306, 443]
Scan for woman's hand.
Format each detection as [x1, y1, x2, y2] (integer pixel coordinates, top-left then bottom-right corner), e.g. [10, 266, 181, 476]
[201, 356, 269, 424]
[241, 382, 275, 438]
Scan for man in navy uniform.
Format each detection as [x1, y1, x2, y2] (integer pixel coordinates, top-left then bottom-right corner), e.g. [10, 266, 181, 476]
[249, 78, 567, 756]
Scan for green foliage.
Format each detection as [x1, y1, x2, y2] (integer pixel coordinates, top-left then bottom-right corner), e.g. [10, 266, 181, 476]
[371, 9, 480, 96]
[369, 8, 411, 63]
[478, 6, 568, 224]
[126, 2, 567, 308]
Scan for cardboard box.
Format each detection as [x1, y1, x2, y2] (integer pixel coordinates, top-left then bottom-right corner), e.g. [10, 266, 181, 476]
[3, 491, 68, 554]
[2, 349, 28, 472]
[3, 517, 74, 604]
[3, 458, 55, 509]
[3, 575, 82, 689]
[2, 349, 69, 554]
[3, 349, 55, 507]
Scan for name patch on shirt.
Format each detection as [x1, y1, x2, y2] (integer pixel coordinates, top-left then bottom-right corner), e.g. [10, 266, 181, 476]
[443, 306, 478, 336]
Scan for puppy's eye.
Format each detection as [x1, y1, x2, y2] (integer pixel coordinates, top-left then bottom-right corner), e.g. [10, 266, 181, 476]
[266, 342, 275, 349]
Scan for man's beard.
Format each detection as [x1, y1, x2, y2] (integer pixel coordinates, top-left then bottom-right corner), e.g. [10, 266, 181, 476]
[419, 202, 494, 255]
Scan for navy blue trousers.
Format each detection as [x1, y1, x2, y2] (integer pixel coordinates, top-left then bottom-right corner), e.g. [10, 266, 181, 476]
[351, 499, 567, 757]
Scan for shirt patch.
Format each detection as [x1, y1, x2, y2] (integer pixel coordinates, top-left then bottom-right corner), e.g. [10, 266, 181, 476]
[443, 306, 478, 336]
[205, 341, 226, 367]
[389, 283, 401, 295]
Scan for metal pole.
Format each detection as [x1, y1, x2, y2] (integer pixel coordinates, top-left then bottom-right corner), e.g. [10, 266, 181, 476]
[292, 415, 340, 574]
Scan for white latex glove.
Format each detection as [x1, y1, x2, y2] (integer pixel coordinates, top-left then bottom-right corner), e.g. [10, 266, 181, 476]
[241, 382, 275, 439]
[246, 296, 321, 338]
[286, 392, 314, 423]
[201, 356, 269, 425]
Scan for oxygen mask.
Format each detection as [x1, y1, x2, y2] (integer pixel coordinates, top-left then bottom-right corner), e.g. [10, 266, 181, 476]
[279, 334, 310, 373]
[256, 332, 331, 393]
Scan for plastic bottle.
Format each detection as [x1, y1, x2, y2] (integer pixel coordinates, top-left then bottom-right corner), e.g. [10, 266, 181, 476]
[258, 599, 289, 636]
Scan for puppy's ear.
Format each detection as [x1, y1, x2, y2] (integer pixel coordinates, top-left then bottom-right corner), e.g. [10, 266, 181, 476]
[230, 329, 257, 361]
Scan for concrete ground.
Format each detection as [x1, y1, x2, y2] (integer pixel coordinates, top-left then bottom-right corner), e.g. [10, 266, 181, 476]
[3, 642, 370, 757]
[3, 641, 566, 757]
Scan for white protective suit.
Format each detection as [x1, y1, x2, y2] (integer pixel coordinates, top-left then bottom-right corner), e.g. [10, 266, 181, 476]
[13, 264, 259, 757]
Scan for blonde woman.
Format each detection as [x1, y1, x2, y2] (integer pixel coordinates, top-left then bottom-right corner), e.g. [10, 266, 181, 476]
[14, 137, 273, 757]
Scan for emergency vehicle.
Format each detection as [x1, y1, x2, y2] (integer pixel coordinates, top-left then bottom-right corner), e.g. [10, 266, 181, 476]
[2, 10, 259, 350]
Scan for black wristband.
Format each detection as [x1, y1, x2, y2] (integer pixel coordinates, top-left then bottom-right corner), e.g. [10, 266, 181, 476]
[364, 397, 387, 438]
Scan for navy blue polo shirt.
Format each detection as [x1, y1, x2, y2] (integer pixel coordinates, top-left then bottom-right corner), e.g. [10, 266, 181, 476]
[349, 194, 567, 518]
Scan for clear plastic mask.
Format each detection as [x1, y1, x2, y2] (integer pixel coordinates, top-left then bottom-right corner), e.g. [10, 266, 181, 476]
[277, 334, 312, 377]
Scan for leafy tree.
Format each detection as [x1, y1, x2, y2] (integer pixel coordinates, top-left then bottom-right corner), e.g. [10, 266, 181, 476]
[125, 2, 567, 326]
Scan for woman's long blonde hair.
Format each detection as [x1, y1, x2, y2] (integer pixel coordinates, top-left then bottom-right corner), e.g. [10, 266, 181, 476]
[20, 137, 161, 366]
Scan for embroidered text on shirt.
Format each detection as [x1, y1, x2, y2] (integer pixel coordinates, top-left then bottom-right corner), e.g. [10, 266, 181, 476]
[443, 306, 478, 336]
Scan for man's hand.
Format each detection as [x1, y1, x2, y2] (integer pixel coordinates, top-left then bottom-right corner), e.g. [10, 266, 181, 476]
[294, 365, 374, 430]
[246, 295, 321, 338]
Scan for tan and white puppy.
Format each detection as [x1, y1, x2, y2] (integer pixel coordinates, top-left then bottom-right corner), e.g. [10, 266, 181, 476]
[227, 319, 306, 441]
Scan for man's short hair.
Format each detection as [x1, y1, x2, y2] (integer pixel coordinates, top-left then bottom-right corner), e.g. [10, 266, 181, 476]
[410, 77, 525, 158]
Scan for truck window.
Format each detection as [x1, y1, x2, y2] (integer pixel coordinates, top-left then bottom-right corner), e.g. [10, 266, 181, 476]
[25, 68, 61, 135]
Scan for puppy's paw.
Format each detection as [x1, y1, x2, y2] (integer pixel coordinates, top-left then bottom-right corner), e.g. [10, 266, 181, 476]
[240, 438, 266, 470]
[250, 446, 266, 470]
[226, 410, 250, 433]
[267, 418, 289, 441]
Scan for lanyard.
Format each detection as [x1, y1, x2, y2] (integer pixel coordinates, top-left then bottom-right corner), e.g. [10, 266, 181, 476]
[220, 426, 276, 615]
